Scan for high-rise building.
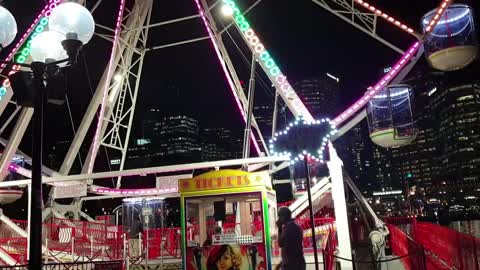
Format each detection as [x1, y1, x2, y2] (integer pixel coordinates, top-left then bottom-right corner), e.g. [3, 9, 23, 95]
[429, 80, 480, 206]
[253, 105, 273, 135]
[200, 128, 242, 161]
[337, 120, 375, 192]
[142, 108, 163, 142]
[390, 75, 439, 196]
[293, 73, 340, 118]
[158, 115, 201, 163]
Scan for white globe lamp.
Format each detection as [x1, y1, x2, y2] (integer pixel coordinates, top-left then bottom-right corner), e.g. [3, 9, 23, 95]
[30, 31, 68, 64]
[48, 2, 95, 44]
[0, 6, 17, 48]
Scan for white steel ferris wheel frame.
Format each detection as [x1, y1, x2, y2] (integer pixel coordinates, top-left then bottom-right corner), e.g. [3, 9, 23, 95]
[0, 0, 454, 266]
[0, 0, 453, 216]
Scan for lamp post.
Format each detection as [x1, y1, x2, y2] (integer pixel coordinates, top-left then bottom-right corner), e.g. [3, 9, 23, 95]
[0, 3, 94, 269]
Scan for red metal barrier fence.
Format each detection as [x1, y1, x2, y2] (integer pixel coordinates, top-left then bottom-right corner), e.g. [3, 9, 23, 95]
[322, 229, 338, 270]
[414, 222, 479, 270]
[387, 224, 426, 270]
[0, 218, 125, 264]
[386, 218, 480, 270]
[144, 227, 181, 259]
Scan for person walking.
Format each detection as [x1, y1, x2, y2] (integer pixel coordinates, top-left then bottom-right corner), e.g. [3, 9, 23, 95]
[277, 207, 306, 270]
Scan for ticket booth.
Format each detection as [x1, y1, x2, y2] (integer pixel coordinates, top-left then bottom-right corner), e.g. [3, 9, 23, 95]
[179, 170, 277, 270]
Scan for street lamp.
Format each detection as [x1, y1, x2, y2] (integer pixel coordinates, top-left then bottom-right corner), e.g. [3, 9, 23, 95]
[0, 5, 17, 50]
[0, 3, 94, 269]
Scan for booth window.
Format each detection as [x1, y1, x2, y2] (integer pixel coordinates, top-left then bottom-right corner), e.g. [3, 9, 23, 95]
[185, 193, 264, 247]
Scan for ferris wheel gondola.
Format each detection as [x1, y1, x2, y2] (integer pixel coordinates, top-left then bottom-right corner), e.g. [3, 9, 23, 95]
[422, 4, 478, 71]
[367, 85, 417, 148]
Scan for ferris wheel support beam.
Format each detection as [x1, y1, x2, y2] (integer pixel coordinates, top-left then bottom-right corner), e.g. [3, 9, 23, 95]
[311, 0, 409, 54]
[197, 0, 268, 155]
[331, 43, 424, 140]
[0, 109, 33, 181]
[60, 0, 150, 177]
[0, 156, 288, 188]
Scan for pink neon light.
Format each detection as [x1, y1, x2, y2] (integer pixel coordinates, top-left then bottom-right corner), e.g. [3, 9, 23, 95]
[93, 187, 178, 195]
[192, 0, 262, 154]
[353, 0, 416, 35]
[0, 0, 58, 71]
[424, 0, 452, 33]
[87, 0, 126, 173]
[333, 41, 421, 125]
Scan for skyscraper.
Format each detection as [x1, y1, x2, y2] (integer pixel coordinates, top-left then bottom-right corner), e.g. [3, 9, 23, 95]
[200, 128, 242, 161]
[293, 73, 340, 118]
[158, 115, 201, 163]
[429, 80, 480, 205]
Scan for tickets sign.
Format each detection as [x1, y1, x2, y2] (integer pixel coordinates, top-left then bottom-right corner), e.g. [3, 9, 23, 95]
[179, 170, 271, 193]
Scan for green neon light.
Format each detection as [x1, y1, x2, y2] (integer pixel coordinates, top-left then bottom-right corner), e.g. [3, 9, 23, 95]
[262, 193, 273, 270]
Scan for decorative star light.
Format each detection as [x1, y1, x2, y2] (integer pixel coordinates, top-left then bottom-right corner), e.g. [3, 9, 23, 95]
[269, 116, 338, 165]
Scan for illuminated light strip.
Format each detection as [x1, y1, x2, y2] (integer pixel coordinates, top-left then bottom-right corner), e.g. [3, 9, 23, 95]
[193, 0, 262, 154]
[269, 117, 338, 165]
[223, 0, 315, 123]
[332, 41, 421, 125]
[87, 0, 127, 173]
[0, 0, 60, 101]
[92, 187, 178, 196]
[424, 0, 452, 33]
[353, 0, 416, 36]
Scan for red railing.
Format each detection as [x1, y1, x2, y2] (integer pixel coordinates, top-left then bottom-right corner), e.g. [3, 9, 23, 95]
[144, 228, 181, 259]
[0, 218, 125, 263]
[386, 217, 480, 270]
[0, 237, 27, 264]
[277, 201, 294, 208]
[322, 229, 337, 270]
[42, 222, 124, 260]
[414, 222, 479, 270]
[387, 223, 426, 270]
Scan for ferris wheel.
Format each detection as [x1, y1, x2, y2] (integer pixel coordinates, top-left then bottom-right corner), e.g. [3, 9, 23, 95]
[0, 0, 476, 215]
[0, 0, 477, 267]
[0, 0, 476, 213]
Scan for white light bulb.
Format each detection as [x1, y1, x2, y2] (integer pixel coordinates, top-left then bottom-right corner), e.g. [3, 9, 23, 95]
[30, 31, 68, 64]
[0, 6, 17, 48]
[220, 4, 234, 16]
[114, 73, 122, 82]
[49, 2, 95, 44]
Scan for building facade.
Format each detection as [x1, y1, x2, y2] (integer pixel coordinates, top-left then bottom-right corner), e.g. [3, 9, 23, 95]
[293, 73, 340, 119]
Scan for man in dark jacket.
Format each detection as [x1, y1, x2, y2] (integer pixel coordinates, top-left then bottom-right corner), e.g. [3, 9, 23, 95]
[277, 207, 306, 270]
